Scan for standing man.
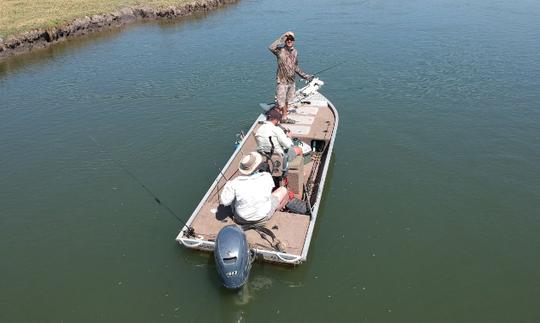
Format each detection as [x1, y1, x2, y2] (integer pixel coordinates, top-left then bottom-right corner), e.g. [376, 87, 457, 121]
[269, 31, 313, 123]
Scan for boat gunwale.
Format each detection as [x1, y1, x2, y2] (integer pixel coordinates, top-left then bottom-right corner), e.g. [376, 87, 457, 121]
[298, 96, 339, 262]
[176, 112, 264, 237]
[176, 89, 338, 265]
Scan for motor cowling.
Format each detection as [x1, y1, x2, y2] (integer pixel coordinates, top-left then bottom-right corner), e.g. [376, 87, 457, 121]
[214, 225, 253, 289]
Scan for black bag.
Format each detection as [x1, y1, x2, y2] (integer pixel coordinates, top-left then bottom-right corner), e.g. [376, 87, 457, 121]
[286, 198, 308, 214]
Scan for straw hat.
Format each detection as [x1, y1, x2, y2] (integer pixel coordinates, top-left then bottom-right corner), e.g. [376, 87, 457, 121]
[238, 152, 263, 175]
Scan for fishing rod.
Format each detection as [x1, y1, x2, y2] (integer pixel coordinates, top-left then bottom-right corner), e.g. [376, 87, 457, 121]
[210, 137, 247, 200]
[89, 135, 195, 237]
[211, 164, 235, 199]
[312, 60, 347, 76]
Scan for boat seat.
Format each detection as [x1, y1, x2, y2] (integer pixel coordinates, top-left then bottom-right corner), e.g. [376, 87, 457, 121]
[286, 155, 305, 195]
[260, 151, 286, 177]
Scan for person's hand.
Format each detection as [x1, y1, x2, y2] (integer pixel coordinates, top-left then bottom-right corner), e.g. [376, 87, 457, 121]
[282, 31, 294, 41]
[281, 32, 289, 41]
[306, 74, 315, 82]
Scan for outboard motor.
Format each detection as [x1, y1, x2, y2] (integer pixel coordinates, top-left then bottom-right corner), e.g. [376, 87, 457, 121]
[214, 225, 253, 289]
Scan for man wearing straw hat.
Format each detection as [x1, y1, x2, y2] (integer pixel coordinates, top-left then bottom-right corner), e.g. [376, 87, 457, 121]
[220, 152, 289, 224]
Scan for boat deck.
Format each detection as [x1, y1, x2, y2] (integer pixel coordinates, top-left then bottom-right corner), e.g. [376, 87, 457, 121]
[180, 92, 335, 257]
[190, 204, 311, 255]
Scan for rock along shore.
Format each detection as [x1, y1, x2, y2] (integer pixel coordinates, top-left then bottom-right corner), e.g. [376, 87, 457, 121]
[0, 0, 238, 59]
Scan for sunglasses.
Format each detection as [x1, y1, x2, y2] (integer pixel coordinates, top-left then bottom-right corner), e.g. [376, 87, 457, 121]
[286, 38, 295, 42]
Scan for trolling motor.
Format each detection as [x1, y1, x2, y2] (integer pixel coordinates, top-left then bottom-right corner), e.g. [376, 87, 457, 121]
[214, 225, 254, 289]
[298, 77, 324, 97]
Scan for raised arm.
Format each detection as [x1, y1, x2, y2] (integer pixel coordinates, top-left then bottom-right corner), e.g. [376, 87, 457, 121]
[268, 34, 286, 55]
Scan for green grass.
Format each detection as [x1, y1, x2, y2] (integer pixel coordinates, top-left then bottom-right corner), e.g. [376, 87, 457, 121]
[0, 0, 200, 39]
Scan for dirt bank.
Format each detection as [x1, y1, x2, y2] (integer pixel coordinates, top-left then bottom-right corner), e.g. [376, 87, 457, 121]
[0, 0, 238, 60]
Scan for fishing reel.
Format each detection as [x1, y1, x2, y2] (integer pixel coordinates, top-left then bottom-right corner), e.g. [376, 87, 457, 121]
[233, 131, 245, 150]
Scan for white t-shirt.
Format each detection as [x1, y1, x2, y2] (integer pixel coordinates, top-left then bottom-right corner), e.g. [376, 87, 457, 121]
[220, 172, 275, 222]
[255, 121, 293, 155]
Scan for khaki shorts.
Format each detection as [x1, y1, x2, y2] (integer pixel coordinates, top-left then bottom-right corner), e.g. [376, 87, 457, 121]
[276, 83, 296, 108]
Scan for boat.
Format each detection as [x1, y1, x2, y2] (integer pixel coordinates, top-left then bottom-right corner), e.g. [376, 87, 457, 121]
[176, 78, 338, 267]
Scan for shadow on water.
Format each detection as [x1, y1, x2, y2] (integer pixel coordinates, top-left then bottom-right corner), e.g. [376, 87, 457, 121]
[179, 248, 302, 321]
[177, 235, 312, 319]
[0, 3, 238, 79]
[318, 151, 337, 210]
[210, 259, 312, 321]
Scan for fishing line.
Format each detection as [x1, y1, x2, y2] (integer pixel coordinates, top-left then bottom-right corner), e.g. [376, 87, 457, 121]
[89, 135, 194, 236]
[211, 164, 233, 199]
[210, 137, 247, 199]
[312, 60, 347, 76]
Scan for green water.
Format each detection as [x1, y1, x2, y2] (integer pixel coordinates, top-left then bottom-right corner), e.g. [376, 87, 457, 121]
[1, 0, 540, 322]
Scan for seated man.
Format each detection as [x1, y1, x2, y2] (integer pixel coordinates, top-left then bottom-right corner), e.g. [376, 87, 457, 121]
[255, 108, 303, 167]
[220, 152, 288, 224]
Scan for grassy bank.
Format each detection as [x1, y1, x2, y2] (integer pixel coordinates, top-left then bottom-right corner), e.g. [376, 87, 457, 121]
[0, 0, 198, 39]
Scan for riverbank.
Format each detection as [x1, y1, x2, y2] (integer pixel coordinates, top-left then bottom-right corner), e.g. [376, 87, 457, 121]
[0, 0, 238, 59]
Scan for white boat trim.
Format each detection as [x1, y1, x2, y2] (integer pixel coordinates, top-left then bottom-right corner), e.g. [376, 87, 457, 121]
[176, 81, 338, 265]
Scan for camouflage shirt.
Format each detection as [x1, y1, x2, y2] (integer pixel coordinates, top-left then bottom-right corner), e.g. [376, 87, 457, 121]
[269, 36, 311, 85]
